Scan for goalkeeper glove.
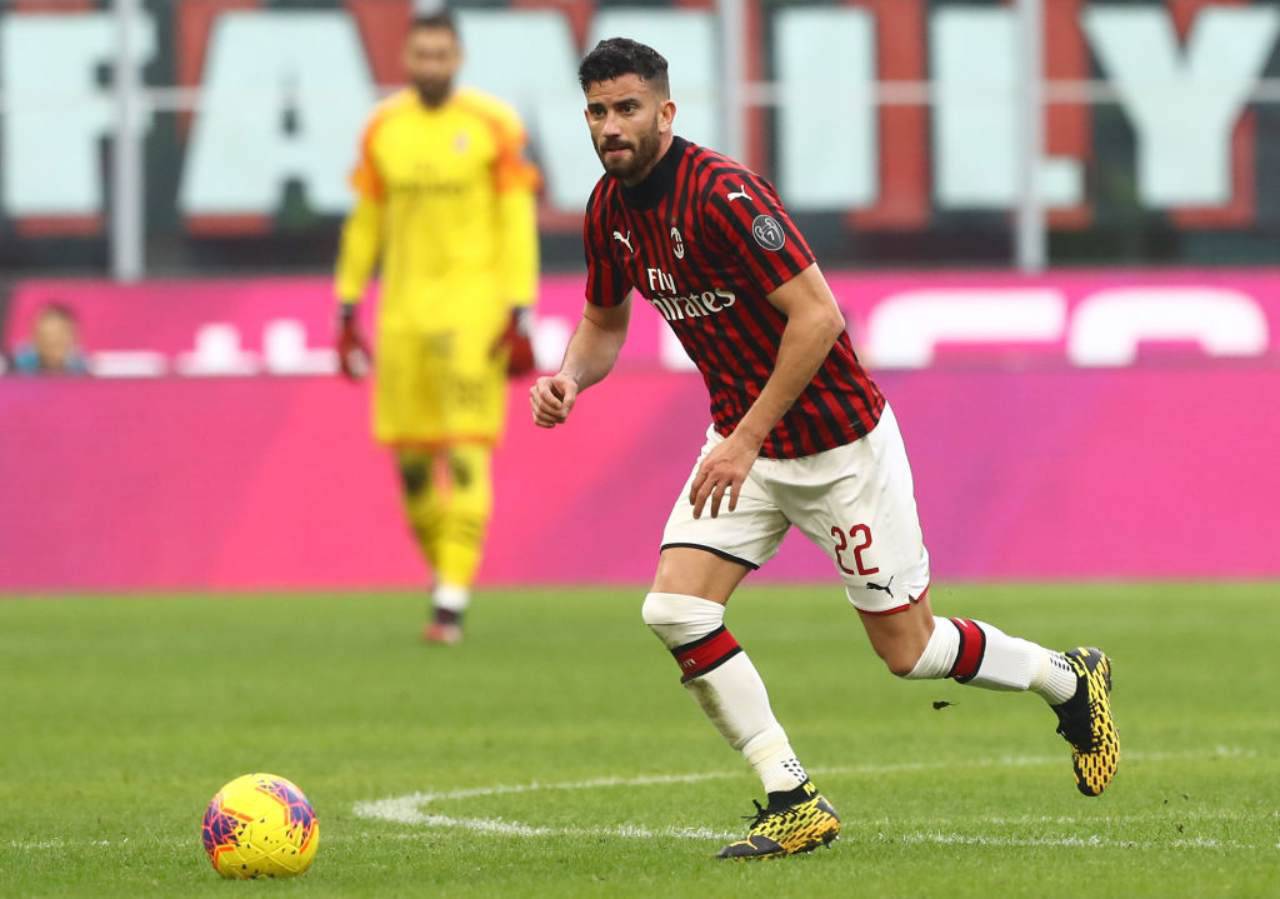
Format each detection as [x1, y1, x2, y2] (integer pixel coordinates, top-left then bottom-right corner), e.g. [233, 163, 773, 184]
[337, 304, 371, 380]
[492, 307, 535, 377]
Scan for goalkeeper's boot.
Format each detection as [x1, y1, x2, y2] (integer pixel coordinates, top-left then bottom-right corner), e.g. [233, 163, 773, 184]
[716, 781, 840, 860]
[1052, 647, 1119, 796]
[423, 608, 463, 646]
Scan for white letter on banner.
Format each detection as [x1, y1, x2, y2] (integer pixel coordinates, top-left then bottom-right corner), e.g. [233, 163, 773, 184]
[0, 12, 154, 217]
[775, 8, 876, 210]
[456, 10, 717, 212]
[1083, 7, 1280, 207]
[1067, 288, 1268, 367]
[179, 11, 376, 218]
[866, 289, 1066, 369]
[931, 9, 1081, 210]
[456, 10, 598, 211]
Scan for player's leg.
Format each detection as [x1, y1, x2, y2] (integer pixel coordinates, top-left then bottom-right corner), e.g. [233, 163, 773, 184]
[422, 329, 505, 643]
[860, 594, 1117, 796]
[868, 598, 1117, 796]
[395, 446, 443, 574]
[375, 331, 458, 637]
[789, 405, 1118, 796]
[648, 430, 838, 859]
[425, 440, 494, 643]
[647, 549, 805, 796]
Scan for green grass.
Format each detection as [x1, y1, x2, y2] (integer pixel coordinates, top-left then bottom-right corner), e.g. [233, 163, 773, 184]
[1, 583, 1278, 897]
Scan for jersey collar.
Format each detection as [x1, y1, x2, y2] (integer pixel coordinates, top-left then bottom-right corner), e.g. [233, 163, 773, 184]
[620, 136, 689, 210]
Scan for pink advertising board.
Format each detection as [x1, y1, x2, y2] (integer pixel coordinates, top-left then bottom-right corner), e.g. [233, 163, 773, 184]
[6, 269, 1280, 375]
[2, 271, 1278, 592]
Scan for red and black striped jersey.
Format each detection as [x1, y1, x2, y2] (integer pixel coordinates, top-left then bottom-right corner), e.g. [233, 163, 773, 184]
[583, 136, 884, 459]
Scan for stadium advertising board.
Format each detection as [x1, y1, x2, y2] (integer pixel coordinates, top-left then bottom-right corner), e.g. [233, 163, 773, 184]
[6, 270, 1279, 376]
[1, 0, 1279, 269]
[2, 270, 1277, 591]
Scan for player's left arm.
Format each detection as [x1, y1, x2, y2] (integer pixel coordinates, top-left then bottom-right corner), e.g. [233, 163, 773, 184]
[688, 264, 845, 518]
[490, 110, 542, 375]
[740, 264, 846, 440]
[689, 173, 844, 518]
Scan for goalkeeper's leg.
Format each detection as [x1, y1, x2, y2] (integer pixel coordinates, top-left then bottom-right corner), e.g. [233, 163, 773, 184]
[424, 442, 493, 644]
[397, 447, 442, 573]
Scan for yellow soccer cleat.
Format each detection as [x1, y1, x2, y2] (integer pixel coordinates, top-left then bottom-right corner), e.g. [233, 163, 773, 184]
[1052, 647, 1119, 797]
[716, 781, 840, 860]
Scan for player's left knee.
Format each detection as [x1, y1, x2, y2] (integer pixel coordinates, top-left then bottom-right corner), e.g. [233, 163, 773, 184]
[883, 644, 927, 678]
[864, 612, 936, 677]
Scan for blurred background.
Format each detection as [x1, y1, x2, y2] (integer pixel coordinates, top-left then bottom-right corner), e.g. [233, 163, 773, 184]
[1, 0, 1277, 593]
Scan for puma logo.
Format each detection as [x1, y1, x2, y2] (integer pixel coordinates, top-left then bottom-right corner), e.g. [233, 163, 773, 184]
[612, 230, 634, 254]
[865, 576, 895, 598]
[726, 184, 751, 202]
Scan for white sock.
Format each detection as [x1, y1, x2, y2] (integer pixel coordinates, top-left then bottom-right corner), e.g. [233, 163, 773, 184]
[642, 592, 807, 795]
[906, 616, 1077, 705]
[434, 583, 470, 613]
[1035, 652, 1080, 705]
[904, 617, 960, 679]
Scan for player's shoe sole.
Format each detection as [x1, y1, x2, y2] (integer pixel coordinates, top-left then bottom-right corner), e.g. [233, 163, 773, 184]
[716, 781, 840, 860]
[1052, 647, 1119, 797]
[422, 622, 462, 646]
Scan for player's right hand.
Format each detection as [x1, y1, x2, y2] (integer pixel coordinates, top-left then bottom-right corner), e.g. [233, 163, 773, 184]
[530, 373, 578, 428]
[337, 309, 371, 381]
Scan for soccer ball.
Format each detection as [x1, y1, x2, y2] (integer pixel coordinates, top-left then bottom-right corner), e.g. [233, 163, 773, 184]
[201, 773, 320, 879]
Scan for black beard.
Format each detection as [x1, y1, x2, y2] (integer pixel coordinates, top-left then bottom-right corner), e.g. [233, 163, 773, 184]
[599, 132, 660, 184]
[413, 80, 452, 107]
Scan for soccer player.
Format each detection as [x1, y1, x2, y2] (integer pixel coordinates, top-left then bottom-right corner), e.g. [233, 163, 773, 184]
[335, 12, 539, 645]
[530, 39, 1119, 860]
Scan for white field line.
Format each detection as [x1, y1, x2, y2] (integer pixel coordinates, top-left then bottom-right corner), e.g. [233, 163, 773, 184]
[351, 744, 1257, 822]
[4, 747, 1270, 854]
[348, 745, 1274, 850]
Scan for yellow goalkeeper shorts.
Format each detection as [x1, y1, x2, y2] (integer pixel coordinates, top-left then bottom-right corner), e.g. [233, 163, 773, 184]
[372, 327, 507, 446]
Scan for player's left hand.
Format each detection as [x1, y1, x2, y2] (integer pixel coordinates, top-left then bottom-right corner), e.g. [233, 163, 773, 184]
[491, 307, 536, 377]
[689, 432, 762, 519]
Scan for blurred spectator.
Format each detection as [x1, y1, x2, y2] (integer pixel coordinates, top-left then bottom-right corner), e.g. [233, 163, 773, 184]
[11, 303, 89, 376]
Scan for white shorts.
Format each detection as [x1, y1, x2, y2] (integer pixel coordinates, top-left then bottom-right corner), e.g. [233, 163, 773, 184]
[660, 404, 930, 614]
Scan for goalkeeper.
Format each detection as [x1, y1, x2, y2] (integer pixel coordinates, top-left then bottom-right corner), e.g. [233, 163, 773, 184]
[334, 11, 539, 645]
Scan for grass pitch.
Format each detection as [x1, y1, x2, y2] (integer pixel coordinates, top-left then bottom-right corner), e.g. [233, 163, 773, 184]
[1, 583, 1277, 897]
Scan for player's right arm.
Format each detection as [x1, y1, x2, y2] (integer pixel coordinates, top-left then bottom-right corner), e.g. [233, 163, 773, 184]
[332, 114, 388, 379]
[530, 300, 631, 428]
[530, 182, 632, 428]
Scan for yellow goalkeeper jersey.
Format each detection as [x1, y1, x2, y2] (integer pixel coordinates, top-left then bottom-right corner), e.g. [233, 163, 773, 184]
[335, 87, 539, 334]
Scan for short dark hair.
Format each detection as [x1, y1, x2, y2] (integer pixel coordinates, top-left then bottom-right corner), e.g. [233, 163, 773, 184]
[39, 302, 77, 325]
[410, 11, 459, 40]
[578, 38, 669, 97]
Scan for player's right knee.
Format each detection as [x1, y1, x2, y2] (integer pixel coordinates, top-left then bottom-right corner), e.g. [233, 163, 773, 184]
[642, 592, 744, 683]
[641, 592, 725, 651]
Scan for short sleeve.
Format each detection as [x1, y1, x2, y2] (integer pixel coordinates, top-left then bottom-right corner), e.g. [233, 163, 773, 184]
[583, 183, 631, 308]
[704, 170, 815, 295]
